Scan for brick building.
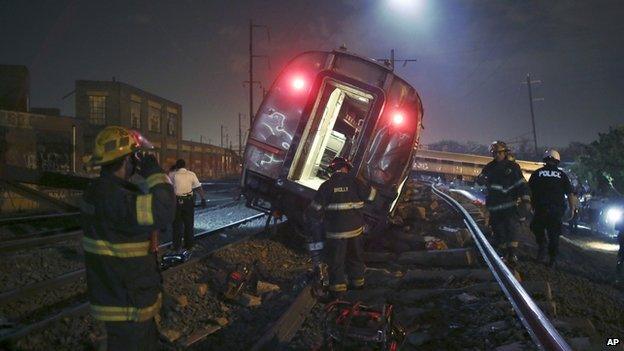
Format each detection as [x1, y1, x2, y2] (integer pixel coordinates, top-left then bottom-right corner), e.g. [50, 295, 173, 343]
[75, 80, 238, 178]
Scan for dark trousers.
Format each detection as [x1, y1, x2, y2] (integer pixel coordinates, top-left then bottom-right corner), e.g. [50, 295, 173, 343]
[105, 319, 158, 351]
[489, 207, 521, 252]
[173, 196, 195, 250]
[325, 235, 365, 292]
[530, 209, 563, 257]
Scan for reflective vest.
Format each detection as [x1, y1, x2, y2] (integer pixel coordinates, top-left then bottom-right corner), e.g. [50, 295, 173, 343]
[308, 172, 376, 239]
[479, 159, 530, 212]
[80, 172, 174, 322]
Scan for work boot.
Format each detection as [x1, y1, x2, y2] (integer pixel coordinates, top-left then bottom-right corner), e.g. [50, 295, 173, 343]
[547, 255, 557, 268]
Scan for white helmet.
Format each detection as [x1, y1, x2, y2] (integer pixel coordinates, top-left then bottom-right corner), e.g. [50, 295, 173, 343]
[543, 149, 561, 162]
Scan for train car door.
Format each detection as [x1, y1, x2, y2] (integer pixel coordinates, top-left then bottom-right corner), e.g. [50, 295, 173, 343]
[287, 78, 376, 190]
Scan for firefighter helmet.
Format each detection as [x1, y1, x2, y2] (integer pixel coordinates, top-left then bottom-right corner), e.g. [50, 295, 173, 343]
[86, 126, 153, 165]
[490, 141, 509, 155]
[543, 149, 561, 162]
[329, 157, 352, 172]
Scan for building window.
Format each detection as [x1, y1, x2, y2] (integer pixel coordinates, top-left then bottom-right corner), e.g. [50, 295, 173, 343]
[88, 96, 106, 125]
[167, 112, 177, 136]
[149, 105, 161, 133]
[130, 100, 141, 129]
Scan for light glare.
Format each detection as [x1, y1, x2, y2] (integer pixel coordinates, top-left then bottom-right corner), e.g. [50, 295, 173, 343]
[606, 207, 623, 224]
[292, 77, 305, 90]
[392, 112, 404, 125]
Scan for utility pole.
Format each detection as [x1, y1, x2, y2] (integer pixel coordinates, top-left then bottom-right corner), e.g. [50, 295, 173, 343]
[377, 49, 417, 71]
[246, 19, 271, 128]
[523, 74, 543, 158]
[226, 133, 229, 150]
[238, 113, 243, 157]
[220, 125, 224, 148]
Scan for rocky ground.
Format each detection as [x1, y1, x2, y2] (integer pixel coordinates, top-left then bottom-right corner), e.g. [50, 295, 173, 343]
[288, 180, 533, 350]
[288, 180, 622, 351]
[3, 179, 624, 350]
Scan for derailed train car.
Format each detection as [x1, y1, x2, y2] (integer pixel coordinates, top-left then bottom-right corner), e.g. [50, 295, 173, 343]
[242, 49, 424, 231]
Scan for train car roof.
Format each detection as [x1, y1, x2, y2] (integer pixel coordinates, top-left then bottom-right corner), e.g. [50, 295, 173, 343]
[289, 49, 417, 92]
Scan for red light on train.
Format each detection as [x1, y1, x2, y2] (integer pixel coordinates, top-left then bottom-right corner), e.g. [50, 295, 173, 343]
[291, 77, 305, 91]
[392, 112, 405, 125]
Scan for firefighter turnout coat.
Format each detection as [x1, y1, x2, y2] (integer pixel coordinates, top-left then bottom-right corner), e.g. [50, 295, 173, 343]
[479, 159, 530, 212]
[80, 172, 175, 322]
[308, 172, 376, 239]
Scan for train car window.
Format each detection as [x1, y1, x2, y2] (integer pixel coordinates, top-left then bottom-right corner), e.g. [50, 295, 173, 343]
[332, 55, 387, 88]
[245, 52, 328, 178]
[363, 79, 422, 187]
[288, 79, 374, 190]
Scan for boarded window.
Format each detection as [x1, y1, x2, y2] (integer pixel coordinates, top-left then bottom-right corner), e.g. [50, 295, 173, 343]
[88, 96, 106, 125]
[167, 111, 177, 136]
[130, 100, 141, 129]
[149, 105, 161, 132]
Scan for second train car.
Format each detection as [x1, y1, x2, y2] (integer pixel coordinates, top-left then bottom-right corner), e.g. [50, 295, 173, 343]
[242, 48, 424, 232]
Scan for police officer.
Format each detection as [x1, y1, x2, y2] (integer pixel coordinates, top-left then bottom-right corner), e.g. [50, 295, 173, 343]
[306, 157, 377, 297]
[477, 141, 531, 264]
[81, 126, 175, 350]
[528, 149, 577, 267]
[170, 159, 207, 251]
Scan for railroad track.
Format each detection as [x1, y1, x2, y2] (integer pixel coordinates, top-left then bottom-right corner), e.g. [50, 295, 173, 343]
[258, 181, 580, 350]
[0, 212, 267, 347]
[2, 181, 602, 350]
[0, 199, 243, 254]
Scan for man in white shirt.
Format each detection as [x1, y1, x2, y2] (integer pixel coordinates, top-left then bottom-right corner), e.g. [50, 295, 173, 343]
[170, 159, 206, 250]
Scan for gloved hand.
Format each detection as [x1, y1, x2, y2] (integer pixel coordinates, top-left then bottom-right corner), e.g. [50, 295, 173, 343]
[200, 198, 207, 208]
[137, 153, 163, 178]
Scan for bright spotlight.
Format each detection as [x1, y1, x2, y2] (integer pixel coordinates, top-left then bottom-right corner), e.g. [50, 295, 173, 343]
[388, 0, 425, 13]
[606, 207, 623, 224]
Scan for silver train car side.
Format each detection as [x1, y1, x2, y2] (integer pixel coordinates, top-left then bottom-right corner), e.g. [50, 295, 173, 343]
[242, 49, 424, 230]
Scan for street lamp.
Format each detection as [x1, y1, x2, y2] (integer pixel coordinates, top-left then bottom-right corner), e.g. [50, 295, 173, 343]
[387, 0, 426, 13]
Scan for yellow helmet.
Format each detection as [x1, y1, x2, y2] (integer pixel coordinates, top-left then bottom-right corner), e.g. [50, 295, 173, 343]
[86, 126, 153, 165]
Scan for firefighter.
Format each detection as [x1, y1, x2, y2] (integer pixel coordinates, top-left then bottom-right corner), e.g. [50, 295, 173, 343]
[528, 149, 577, 267]
[305, 157, 377, 297]
[476, 141, 531, 264]
[80, 126, 175, 350]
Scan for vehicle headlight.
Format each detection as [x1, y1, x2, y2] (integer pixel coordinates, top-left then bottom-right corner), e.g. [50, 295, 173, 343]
[606, 207, 623, 224]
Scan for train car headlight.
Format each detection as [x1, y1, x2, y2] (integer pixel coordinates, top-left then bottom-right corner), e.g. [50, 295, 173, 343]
[606, 207, 623, 224]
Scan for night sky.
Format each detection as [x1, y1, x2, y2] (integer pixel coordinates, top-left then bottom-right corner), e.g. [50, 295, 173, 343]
[1, 0, 622, 148]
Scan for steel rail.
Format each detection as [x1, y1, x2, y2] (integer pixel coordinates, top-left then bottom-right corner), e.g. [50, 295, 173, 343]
[0, 213, 269, 343]
[0, 212, 81, 226]
[0, 201, 246, 253]
[0, 230, 83, 253]
[0, 213, 266, 306]
[0, 198, 236, 227]
[431, 184, 572, 351]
